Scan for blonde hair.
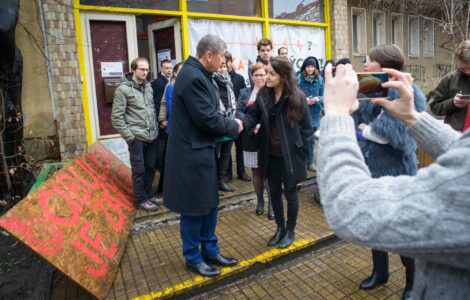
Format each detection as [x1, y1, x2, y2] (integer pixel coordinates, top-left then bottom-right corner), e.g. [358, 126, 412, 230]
[454, 40, 470, 64]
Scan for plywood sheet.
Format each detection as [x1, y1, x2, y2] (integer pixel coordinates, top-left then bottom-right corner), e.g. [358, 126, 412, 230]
[0, 142, 136, 299]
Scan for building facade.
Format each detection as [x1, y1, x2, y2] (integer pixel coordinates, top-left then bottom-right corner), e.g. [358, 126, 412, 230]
[17, 0, 453, 160]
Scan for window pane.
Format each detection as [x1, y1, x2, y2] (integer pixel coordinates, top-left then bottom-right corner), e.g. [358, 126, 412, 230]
[187, 0, 261, 17]
[269, 0, 324, 23]
[352, 15, 358, 53]
[80, 0, 179, 10]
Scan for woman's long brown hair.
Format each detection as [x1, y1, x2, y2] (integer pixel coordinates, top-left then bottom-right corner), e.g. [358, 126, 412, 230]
[269, 57, 303, 127]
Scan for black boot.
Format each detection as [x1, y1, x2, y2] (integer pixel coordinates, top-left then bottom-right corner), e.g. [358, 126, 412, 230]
[278, 229, 295, 248]
[267, 200, 275, 220]
[256, 198, 264, 215]
[267, 226, 285, 246]
[401, 256, 414, 300]
[360, 250, 389, 290]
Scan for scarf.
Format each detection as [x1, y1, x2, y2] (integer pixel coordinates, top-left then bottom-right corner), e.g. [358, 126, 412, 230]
[304, 74, 316, 83]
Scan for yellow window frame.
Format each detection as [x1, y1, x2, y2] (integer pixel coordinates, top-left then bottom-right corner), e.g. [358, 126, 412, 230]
[74, 0, 331, 145]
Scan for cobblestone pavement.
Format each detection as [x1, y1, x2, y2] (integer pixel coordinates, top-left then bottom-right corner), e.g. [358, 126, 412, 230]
[191, 241, 406, 300]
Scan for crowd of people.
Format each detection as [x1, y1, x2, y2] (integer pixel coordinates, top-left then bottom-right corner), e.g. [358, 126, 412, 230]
[111, 35, 470, 299]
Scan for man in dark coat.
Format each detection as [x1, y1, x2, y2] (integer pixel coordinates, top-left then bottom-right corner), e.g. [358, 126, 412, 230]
[163, 34, 243, 277]
[151, 59, 172, 193]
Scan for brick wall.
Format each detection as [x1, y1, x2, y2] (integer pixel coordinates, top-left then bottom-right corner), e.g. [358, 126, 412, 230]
[330, 0, 350, 60]
[42, 0, 87, 160]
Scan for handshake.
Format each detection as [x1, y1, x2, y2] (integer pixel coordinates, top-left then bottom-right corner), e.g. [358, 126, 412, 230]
[234, 118, 244, 133]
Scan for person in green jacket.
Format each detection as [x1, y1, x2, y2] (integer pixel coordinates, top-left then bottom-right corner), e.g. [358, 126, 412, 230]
[112, 57, 159, 212]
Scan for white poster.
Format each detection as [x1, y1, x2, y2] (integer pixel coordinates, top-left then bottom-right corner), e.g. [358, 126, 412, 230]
[188, 19, 262, 85]
[270, 24, 326, 72]
[101, 62, 123, 78]
[157, 48, 172, 70]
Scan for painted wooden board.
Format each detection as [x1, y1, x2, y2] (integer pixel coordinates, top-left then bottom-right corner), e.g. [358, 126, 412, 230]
[0, 142, 136, 299]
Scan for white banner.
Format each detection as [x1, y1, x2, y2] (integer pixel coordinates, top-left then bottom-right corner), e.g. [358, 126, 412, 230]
[188, 19, 326, 83]
[188, 19, 262, 86]
[270, 24, 326, 72]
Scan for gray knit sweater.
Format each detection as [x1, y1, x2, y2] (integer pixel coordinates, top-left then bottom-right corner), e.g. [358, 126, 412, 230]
[318, 112, 470, 299]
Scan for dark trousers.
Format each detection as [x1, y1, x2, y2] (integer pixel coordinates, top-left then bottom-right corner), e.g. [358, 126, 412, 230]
[180, 207, 220, 264]
[156, 136, 168, 195]
[128, 138, 158, 203]
[156, 136, 167, 170]
[307, 127, 317, 166]
[227, 138, 245, 177]
[216, 140, 233, 184]
[266, 155, 299, 230]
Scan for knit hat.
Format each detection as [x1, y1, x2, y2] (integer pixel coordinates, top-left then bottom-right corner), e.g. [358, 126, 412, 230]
[300, 56, 320, 73]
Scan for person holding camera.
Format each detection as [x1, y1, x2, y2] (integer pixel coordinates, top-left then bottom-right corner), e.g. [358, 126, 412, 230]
[353, 44, 426, 300]
[318, 62, 470, 300]
[429, 40, 470, 132]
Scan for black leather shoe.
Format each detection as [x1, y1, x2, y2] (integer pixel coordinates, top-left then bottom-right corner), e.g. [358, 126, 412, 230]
[278, 229, 295, 248]
[359, 273, 389, 290]
[268, 227, 285, 246]
[219, 182, 235, 192]
[186, 261, 220, 277]
[255, 200, 264, 215]
[205, 253, 238, 267]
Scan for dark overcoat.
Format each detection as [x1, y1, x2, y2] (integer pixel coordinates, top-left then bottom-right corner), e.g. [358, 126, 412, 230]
[163, 56, 239, 216]
[238, 88, 313, 188]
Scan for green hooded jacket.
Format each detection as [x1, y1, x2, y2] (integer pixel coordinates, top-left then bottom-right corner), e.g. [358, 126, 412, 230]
[111, 72, 158, 143]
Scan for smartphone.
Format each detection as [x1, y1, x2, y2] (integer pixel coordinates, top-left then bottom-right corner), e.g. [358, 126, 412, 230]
[460, 94, 470, 100]
[357, 72, 389, 100]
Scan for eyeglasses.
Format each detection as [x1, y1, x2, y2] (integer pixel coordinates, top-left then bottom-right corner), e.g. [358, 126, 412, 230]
[137, 68, 149, 72]
[253, 74, 266, 78]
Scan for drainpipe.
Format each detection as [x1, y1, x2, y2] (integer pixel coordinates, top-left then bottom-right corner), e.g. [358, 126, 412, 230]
[37, 0, 57, 118]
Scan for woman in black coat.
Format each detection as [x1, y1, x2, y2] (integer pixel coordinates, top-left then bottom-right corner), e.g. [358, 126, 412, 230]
[239, 57, 313, 248]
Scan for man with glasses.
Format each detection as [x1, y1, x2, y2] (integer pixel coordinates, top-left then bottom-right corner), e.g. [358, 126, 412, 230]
[112, 57, 159, 212]
[429, 40, 470, 132]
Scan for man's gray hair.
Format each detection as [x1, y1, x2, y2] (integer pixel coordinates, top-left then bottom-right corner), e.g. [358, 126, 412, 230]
[196, 34, 227, 58]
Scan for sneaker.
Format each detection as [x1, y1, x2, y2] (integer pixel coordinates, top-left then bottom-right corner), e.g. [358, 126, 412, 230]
[138, 199, 159, 212]
[150, 196, 164, 205]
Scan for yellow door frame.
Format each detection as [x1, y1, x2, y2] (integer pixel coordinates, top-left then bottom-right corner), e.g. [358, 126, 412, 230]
[74, 0, 332, 145]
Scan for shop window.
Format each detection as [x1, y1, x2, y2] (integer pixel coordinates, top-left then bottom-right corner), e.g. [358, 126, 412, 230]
[187, 0, 261, 17]
[268, 0, 324, 23]
[372, 11, 386, 47]
[391, 13, 404, 49]
[408, 16, 420, 58]
[351, 7, 367, 56]
[80, 0, 179, 10]
[423, 18, 434, 58]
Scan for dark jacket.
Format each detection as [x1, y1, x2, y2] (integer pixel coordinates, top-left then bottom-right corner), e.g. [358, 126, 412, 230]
[353, 84, 427, 178]
[151, 73, 170, 139]
[238, 88, 313, 187]
[229, 69, 246, 100]
[163, 56, 240, 216]
[429, 70, 470, 131]
[236, 87, 259, 152]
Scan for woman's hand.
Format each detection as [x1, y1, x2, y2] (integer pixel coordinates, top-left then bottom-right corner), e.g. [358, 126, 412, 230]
[253, 123, 261, 134]
[323, 63, 359, 116]
[371, 68, 421, 126]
